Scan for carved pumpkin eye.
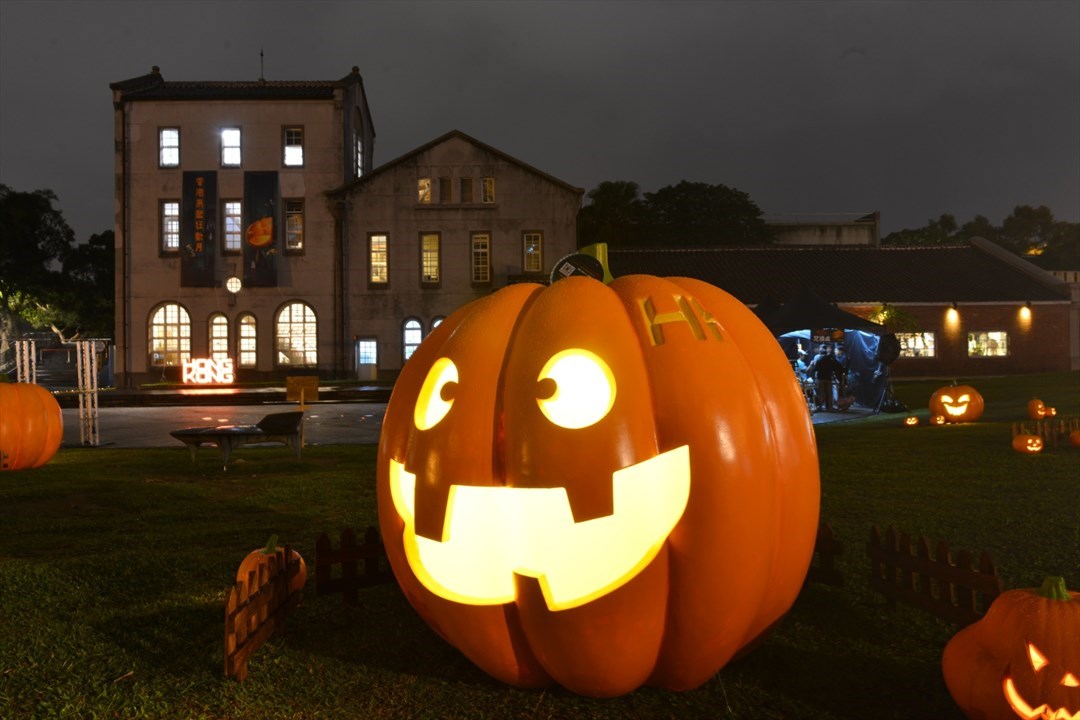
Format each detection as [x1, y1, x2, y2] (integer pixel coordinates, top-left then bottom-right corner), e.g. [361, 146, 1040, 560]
[941, 395, 954, 404]
[1027, 642, 1048, 673]
[536, 349, 616, 429]
[957, 394, 971, 404]
[414, 357, 458, 430]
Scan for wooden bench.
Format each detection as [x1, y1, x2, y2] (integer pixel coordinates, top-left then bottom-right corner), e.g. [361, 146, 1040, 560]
[170, 411, 305, 469]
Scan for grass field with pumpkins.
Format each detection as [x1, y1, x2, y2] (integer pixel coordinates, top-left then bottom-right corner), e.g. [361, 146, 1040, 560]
[0, 371, 1077, 719]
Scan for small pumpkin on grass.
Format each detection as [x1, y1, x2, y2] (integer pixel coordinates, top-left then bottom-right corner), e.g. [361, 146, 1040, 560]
[1027, 398, 1047, 420]
[929, 383, 984, 423]
[943, 576, 1080, 720]
[0, 382, 63, 471]
[236, 534, 307, 595]
[1011, 434, 1044, 454]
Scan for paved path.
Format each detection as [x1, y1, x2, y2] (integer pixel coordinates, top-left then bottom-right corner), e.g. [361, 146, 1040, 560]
[62, 402, 386, 449]
[61, 400, 871, 449]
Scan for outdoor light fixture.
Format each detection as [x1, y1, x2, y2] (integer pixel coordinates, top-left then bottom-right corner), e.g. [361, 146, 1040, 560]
[225, 275, 242, 306]
[946, 302, 960, 330]
[1019, 301, 1033, 325]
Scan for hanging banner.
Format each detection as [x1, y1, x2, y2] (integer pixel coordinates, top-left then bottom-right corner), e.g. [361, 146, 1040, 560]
[181, 171, 217, 287]
[243, 171, 279, 287]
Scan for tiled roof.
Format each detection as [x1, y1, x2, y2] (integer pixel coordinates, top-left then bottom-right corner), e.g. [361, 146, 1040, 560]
[607, 241, 1070, 306]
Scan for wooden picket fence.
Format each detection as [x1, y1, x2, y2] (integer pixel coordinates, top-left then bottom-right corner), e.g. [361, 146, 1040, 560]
[315, 526, 396, 604]
[866, 525, 1002, 626]
[1010, 416, 1080, 448]
[223, 545, 305, 681]
[805, 522, 844, 587]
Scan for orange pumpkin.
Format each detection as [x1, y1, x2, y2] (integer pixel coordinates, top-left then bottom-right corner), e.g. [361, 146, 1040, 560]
[0, 382, 63, 471]
[943, 577, 1079, 720]
[1069, 430, 1080, 448]
[376, 275, 820, 697]
[1011, 434, 1044, 454]
[930, 415, 947, 426]
[929, 384, 984, 423]
[245, 216, 273, 247]
[1027, 398, 1047, 420]
[904, 416, 920, 427]
[236, 535, 306, 596]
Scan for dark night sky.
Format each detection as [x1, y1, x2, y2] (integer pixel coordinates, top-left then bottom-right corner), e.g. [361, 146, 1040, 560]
[1, 0, 1077, 242]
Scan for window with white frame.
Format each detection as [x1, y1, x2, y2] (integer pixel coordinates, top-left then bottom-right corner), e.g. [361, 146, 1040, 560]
[481, 177, 495, 203]
[221, 127, 241, 167]
[355, 130, 363, 177]
[896, 332, 936, 358]
[159, 128, 179, 167]
[523, 232, 543, 273]
[161, 201, 180, 252]
[283, 127, 303, 166]
[420, 233, 440, 285]
[148, 303, 191, 367]
[968, 331, 1009, 357]
[355, 338, 378, 365]
[237, 313, 257, 368]
[471, 232, 491, 283]
[223, 201, 242, 252]
[209, 313, 229, 363]
[369, 234, 388, 284]
[418, 178, 431, 204]
[285, 199, 304, 252]
[275, 301, 317, 367]
[403, 319, 423, 361]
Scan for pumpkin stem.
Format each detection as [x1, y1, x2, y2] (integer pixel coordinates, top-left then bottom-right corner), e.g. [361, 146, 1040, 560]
[262, 534, 279, 555]
[1037, 576, 1071, 601]
[578, 243, 615, 284]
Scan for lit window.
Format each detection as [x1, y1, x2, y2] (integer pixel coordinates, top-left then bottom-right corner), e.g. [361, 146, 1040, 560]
[418, 178, 431, 204]
[238, 314, 257, 368]
[460, 177, 474, 203]
[285, 199, 304, 252]
[403, 319, 423, 361]
[355, 130, 363, 177]
[523, 232, 543, 273]
[221, 127, 241, 166]
[283, 127, 303, 166]
[224, 201, 242, 252]
[471, 233, 491, 283]
[370, 234, 388, 284]
[431, 317, 444, 330]
[209, 314, 229, 363]
[968, 331, 1009, 357]
[276, 301, 317, 367]
[161, 201, 180, 251]
[148, 303, 191, 367]
[159, 128, 179, 167]
[896, 332, 936, 358]
[356, 338, 378, 365]
[481, 177, 495, 203]
[439, 177, 452, 204]
[421, 233, 440, 285]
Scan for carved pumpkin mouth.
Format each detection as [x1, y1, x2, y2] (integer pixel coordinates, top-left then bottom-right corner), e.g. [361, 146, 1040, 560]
[388, 445, 691, 612]
[941, 394, 971, 417]
[1003, 676, 1080, 720]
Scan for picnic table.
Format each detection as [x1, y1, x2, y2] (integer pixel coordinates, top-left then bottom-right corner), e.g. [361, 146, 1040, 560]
[170, 411, 304, 469]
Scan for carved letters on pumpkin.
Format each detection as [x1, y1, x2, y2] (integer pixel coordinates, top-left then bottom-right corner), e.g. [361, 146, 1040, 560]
[638, 295, 723, 346]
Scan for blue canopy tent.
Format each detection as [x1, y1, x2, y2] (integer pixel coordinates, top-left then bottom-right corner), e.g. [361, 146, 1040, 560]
[763, 287, 889, 411]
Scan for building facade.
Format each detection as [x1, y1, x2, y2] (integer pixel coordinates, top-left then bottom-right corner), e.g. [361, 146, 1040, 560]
[110, 67, 581, 387]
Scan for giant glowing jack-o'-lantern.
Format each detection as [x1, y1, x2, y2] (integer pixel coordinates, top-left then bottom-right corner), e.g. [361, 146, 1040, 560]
[1011, 434, 1044, 454]
[0, 382, 63, 471]
[1027, 399, 1047, 420]
[376, 274, 821, 697]
[943, 577, 1079, 720]
[929, 384, 985, 423]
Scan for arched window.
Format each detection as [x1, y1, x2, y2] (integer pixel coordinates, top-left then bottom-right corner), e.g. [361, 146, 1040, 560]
[148, 303, 191, 367]
[237, 314, 257, 368]
[431, 317, 444, 331]
[209, 314, 229, 363]
[275, 301, 317, 367]
[403, 318, 423, 361]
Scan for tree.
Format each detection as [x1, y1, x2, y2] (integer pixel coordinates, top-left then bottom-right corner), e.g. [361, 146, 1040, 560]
[0, 185, 112, 372]
[577, 180, 646, 247]
[578, 179, 771, 247]
[880, 214, 959, 246]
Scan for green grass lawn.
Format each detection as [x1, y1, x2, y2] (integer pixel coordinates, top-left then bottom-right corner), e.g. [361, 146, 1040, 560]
[1, 372, 1077, 719]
